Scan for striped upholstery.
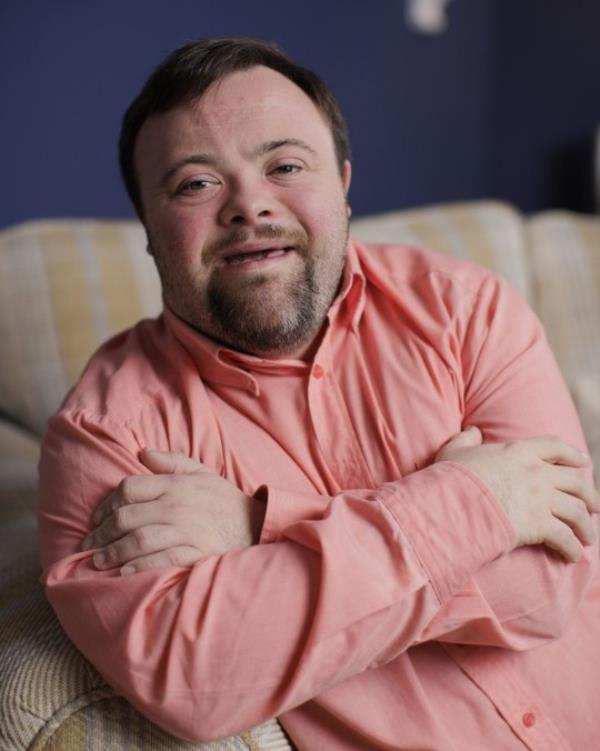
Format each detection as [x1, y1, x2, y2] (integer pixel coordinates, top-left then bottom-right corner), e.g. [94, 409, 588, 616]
[0, 220, 161, 438]
[526, 211, 600, 483]
[526, 211, 600, 384]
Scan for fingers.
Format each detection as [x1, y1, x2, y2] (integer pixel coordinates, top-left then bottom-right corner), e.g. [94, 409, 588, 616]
[91, 524, 196, 570]
[120, 546, 205, 576]
[526, 435, 589, 467]
[139, 448, 205, 475]
[84, 499, 170, 550]
[92, 452, 206, 525]
[92, 473, 180, 526]
[551, 466, 600, 513]
[551, 492, 597, 547]
[536, 488, 598, 563]
[541, 517, 584, 563]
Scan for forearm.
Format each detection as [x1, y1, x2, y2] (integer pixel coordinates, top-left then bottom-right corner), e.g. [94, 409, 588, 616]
[41, 454, 512, 742]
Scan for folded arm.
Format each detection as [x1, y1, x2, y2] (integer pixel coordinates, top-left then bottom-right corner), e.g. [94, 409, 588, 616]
[39, 410, 514, 742]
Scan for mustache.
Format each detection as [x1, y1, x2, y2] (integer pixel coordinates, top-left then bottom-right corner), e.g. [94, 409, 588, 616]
[204, 224, 308, 263]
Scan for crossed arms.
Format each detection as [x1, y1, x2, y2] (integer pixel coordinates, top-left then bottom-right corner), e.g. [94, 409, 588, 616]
[38, 277, 599, 742]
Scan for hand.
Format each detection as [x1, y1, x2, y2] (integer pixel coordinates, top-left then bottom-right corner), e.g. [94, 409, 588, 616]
[82, 449, 266, 575]
[436, 427, 600, 562]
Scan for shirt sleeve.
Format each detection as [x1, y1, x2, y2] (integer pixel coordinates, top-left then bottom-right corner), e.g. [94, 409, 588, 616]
[423, 272, 598, 648]
[39, 409, 513, 743]
[262, 271, 598, 652]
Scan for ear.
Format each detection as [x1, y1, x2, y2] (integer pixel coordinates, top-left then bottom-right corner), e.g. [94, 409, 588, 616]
[341, 160, 352, 196]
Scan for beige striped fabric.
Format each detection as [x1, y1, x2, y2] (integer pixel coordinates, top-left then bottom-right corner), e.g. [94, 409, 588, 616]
[0, 554, 293, 751]
[527, 211, 600, 482]
[350, 200, 531, 301]
[526, 211, 600, 384]
[0, 220, 161, 437]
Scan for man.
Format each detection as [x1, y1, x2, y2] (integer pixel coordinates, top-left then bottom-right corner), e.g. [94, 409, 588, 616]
[38, 38, 600, 749]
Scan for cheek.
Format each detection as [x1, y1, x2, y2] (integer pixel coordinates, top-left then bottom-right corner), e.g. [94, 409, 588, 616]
[289, 189, 347, 238]
[152, 209, 210, 263]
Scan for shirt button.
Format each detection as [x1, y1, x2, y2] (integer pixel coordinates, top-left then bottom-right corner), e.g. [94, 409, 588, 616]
[522, 712, 536, 728]
[312, 364, 325, 379]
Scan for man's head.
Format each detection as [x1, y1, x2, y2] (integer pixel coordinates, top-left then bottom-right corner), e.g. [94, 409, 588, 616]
[120, 38, 352, 358]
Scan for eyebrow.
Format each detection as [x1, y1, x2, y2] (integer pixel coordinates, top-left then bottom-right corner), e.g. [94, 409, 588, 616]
[255, 138, 318, 158]
[160, 138, 318, 187]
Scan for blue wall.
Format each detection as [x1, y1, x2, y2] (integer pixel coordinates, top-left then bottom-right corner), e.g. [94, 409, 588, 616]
[492, 0, 600, 213]
[1, 1, 598, 229]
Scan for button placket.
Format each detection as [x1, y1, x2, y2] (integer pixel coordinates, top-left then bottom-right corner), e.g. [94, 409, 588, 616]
[307, 361, 376, 490]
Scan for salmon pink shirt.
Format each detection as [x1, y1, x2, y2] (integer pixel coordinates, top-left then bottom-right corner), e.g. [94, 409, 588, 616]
[39, 241, 600, 749]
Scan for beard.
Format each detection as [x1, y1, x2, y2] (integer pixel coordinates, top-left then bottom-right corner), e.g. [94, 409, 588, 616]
[206, 250, 323, 356]
[150, 214, 349, 358]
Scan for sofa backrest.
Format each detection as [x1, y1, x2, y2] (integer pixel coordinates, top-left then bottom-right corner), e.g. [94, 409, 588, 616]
[0, 220, 161, 437]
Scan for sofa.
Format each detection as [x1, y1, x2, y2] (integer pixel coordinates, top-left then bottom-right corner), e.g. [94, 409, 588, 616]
[0, 200, 598, 750]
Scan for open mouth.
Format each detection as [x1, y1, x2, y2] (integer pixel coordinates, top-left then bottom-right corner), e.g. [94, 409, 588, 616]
[220, 246, 294, 267]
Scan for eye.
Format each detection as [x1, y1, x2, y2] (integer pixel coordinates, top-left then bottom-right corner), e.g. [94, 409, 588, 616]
[177, 176, 220, 195]
[270, 163, 302, 176]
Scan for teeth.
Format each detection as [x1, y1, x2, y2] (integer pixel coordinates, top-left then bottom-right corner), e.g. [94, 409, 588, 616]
[225, 248, 287, 265]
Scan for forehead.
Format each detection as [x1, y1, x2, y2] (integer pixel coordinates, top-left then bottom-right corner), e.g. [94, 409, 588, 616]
[199, 65, 326, 126]
[135, 66, 335, 168]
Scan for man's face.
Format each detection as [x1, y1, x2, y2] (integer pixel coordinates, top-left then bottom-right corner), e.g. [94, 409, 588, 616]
[134, 65, 352, 358]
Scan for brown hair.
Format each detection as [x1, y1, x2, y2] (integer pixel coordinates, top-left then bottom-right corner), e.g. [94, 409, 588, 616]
[119, 37, 351, 214]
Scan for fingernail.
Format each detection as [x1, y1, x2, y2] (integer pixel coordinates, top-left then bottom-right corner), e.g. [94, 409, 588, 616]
[93, 552, 106, 568]
[121, 565, 135, 576]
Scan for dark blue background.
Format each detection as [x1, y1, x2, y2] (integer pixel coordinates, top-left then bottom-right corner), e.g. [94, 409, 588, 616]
[1, 0, 599, 228]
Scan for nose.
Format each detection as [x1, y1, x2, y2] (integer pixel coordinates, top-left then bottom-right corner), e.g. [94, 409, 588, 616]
[218, 176, 279, 227]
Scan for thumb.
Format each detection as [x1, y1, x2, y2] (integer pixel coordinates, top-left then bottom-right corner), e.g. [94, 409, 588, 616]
[436, 426, 482, 461]
[139, 448, 204, 474]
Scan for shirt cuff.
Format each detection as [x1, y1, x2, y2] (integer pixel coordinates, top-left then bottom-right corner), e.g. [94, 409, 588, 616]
[254, 484, 332, 545]
[378, 461, 516, 604]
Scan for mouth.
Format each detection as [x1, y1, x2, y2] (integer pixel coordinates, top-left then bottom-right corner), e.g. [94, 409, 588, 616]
[217, 244, 295, 268]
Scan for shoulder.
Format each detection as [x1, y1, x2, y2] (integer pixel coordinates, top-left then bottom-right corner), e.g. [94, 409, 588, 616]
[351, 239, 495, 298]
[350, 240, 514, 326]
[349, 239, 537, 342]
[58, 314, 190, 426]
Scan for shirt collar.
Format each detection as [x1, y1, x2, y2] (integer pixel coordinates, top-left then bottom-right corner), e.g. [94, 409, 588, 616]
[164, 239, 367, 394]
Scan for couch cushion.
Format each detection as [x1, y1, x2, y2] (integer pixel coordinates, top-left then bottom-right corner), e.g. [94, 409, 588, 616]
[0, 554, 293, 750]
[526, 211, 600, 385]
[0, 220, 161, 437]
[350, 200, 531, 301]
